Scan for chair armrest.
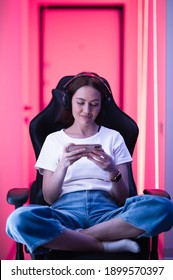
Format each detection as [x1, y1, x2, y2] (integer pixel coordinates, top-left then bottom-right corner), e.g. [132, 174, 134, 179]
[7, 188, 30, 208]
[143, 189, 171, 200]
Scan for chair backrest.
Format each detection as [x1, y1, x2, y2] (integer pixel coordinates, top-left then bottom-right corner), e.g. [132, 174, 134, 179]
[29, 75, 139, 204]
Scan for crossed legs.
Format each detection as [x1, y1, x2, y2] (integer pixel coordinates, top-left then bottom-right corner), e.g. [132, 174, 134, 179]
[43, 217, 144, 253]
[7, 193, 173, 254]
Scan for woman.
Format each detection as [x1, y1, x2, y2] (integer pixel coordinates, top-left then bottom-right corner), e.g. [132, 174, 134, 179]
[6, 72, 173, 254]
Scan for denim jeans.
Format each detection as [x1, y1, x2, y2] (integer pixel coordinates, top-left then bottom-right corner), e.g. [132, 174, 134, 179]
[6, 190, 173, 253]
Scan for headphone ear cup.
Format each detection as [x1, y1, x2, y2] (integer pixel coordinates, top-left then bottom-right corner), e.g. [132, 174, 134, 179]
[63, 90, 71, 111]
[101, 94, 111, 109]
[105, 96, 111, 107]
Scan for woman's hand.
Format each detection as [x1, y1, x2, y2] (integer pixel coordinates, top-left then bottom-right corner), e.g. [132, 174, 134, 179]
[42, 143, 86, 204]
[87, 148, 116, 173]
[87, 148, 129, 205]
[60, 143, 87, 169]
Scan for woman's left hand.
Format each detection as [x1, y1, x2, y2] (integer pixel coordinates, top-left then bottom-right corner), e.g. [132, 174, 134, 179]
[87, 148, 129, 205]
[87, 148, 116, 172]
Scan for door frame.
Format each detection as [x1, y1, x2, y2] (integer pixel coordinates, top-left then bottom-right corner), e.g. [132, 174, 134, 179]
[39, 4, 124, 110]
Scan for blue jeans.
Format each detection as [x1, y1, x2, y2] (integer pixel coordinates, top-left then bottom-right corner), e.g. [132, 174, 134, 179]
[6, 190, 173, 253]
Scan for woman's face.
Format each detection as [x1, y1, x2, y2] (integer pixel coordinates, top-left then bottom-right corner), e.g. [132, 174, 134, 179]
[71, 86, 102, 126]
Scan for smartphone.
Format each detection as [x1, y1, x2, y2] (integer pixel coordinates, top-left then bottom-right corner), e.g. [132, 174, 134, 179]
[68, 144, 102, 153]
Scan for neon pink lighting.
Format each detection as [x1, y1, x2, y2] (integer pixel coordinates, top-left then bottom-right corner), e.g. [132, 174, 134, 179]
[153, 0, 159, 189]
[137, 0, 149, 193]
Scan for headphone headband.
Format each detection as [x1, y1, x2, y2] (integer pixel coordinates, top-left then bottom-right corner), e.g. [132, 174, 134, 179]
[63, 72, 112, 96]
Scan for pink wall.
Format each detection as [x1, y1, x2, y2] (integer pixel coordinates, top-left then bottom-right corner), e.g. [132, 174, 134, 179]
[0, 0, 24, 259]
[0, 0, 168, 259]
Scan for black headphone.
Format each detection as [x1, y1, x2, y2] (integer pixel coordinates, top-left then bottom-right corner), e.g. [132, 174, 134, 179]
[62, 72, 112, 111]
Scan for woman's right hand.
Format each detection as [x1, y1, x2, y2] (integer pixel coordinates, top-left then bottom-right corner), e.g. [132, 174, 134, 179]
[43, 144, 86, 204]
[60, 143, 87, 169]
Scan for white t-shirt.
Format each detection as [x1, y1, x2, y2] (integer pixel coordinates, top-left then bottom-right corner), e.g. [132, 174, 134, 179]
[35, 126, 132, 196]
